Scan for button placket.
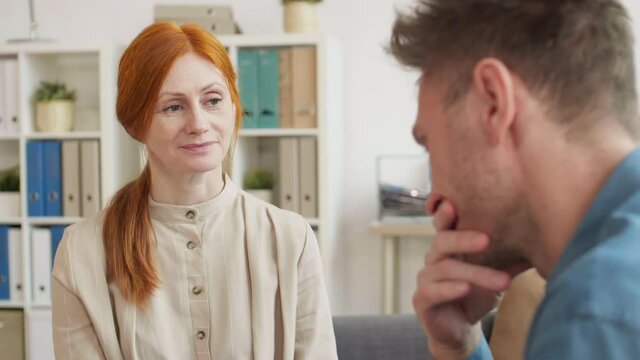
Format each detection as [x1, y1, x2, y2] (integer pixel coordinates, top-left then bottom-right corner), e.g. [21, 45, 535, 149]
[188, 275, 206, 299]
[183, 217, 211, 356]
[194, 327, 210, 355]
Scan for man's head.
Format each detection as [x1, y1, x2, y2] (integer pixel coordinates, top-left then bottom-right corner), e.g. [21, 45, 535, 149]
[390, 0, 638, 270]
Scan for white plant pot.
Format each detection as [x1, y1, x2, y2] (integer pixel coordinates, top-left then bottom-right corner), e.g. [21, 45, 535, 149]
[36, 100, 75, 132]
[284, 2, 318, 33]
[0, 192, 21, 218]
[247, 189, 273, 204]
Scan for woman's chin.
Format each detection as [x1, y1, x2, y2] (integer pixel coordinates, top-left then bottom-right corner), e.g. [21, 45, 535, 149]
[180, 160, 223, 174]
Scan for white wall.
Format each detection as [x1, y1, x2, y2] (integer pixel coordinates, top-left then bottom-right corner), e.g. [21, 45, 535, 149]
[3, 0, 640, 316]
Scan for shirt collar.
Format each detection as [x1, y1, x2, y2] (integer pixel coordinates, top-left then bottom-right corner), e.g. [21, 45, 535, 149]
[148, 173, 239, 223]
[548, 147, 640, 281]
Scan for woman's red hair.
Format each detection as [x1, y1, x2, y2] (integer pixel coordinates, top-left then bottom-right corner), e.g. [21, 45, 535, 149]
[103, 22, 242, 308]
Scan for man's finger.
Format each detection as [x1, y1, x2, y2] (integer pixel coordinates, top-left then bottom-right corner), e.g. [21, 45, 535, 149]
[413, 280, 470, 311]
[432, 200, 457, 231]
[425, 231, 489, 264]
[427, 258, 511, 292]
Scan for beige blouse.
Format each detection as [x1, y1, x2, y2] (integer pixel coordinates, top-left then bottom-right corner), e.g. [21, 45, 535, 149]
[51, 177, 337, 360]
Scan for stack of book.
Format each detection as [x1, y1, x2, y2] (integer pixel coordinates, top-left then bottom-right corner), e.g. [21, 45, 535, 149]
[0, 225, 67, 303]
[0, 226, 21, 302]
[238, 46, 317, 129]
[278, 137, 318, 218]
[27, 140, 100, 217]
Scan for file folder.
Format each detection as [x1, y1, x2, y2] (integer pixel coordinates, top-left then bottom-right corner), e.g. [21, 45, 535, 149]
[50, 225, 67, 269]
[257, 49, 280, 128]
[80, 140, 101, 217]
[62, 140, 81, 217]
[2, 58, 20, 134]
[31, 228, 52, 304]
[0, 61, 5, 134]
[27, 141, 45, 216]
[0, 309, 25, 360]
[291, 46, 317, 128]
[279, 138, 300, 212]
[8, 228, 22, 302]
[0, 226, 9, 300]
[43, 141, 63, 216]
[279, 48, 294, 128]
[299, 138, 318, 218]
[238, 50, 260, 128]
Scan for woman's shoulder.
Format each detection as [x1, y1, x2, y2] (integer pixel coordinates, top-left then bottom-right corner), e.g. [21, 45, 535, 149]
[238, 189, 311, 237]
[63, 211, 105, 246]
[54, 212, 106, 269]
[52, 211, 107, 289]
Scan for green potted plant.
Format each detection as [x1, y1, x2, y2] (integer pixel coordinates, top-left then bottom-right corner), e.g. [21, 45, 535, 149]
[0, 166, 20, 218]
[243, 168, 276, 203]
[282, 0, 322, 33]
[35, 81, 76, 132]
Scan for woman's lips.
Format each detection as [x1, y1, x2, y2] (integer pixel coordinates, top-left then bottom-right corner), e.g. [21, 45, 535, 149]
[180, 141, 216, 153]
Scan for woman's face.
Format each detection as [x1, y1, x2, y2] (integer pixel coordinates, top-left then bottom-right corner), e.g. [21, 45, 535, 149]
[145, 52, 235, 176]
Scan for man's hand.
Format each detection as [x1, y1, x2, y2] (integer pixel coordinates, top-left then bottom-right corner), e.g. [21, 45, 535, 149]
[413, 197, 511, 359]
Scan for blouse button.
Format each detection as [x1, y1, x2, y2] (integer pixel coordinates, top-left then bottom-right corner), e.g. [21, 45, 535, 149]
[192, 286, 203, 295]
[187, 241, 196, 249]
[186, 210, 196, 220]
[196, 330, 206, 340]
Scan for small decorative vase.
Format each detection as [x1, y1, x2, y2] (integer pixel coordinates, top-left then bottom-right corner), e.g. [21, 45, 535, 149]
[0, 192, 20, 217]
[36, 100, 75, 132]
[247, 189, 273, 204]
[283, 2, 317, 33]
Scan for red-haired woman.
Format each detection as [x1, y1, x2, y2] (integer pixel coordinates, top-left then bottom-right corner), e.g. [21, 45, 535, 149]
[51, 22, 337, 359]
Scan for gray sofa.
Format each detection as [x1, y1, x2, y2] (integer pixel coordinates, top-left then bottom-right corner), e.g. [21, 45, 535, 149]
[333, 313, 495, 360]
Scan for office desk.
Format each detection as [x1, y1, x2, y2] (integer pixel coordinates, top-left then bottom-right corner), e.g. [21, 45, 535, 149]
[370, 221, 436, 314]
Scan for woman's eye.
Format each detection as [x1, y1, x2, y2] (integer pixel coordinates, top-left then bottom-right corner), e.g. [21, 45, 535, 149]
[208, 98, 221, 106]
[164, 104, 181, 113]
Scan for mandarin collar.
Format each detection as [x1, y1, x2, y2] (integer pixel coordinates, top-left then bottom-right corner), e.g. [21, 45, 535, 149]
[148, 174, 239, 223]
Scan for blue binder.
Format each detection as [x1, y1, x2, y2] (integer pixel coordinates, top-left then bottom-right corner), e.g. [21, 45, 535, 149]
[43, 141, 63, 216]
[50, 225, 67, 269]
[257, 49, 280, 128]
[238, 50, 260, 128]
[0, 226, 9, 300]
[27, 141, 45, 216]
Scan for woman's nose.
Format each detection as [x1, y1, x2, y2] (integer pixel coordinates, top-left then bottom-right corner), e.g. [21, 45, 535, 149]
[186, 107, 208, 134]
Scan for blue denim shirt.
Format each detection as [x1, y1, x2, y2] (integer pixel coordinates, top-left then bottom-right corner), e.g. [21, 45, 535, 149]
[469, 148, 640, 359]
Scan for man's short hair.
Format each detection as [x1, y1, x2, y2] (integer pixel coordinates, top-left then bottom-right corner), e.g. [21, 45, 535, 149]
[390, 0, 639, 136]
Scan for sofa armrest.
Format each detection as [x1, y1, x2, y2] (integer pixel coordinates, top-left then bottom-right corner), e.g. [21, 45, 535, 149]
[333, 313, 496, 360]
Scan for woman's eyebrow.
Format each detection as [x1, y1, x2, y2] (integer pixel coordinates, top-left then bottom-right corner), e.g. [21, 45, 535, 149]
[158, 81, 227, 98]
[200, 81, 226, 92]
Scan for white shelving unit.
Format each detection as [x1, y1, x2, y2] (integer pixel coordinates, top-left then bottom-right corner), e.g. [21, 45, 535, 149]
[0, 35, 343, 359]
[222, 34, 344, 297]
[0, 43, 138, 360]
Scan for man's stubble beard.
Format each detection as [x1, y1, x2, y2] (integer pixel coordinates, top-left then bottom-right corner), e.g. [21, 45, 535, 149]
[464, 193, 539, 271]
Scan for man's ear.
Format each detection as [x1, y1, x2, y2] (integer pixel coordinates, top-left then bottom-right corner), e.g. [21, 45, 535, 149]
[470, 58, 517, 146]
